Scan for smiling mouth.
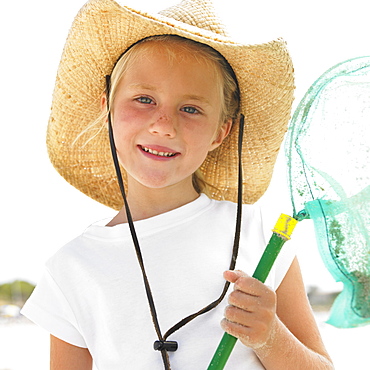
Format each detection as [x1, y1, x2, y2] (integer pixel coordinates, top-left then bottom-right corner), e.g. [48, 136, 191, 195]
[140, 145, 178, 158]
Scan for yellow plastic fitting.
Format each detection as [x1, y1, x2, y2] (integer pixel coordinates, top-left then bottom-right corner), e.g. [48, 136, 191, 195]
[272, 214, 299, 240]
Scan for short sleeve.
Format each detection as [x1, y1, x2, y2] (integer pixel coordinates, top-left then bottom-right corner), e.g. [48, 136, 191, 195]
[21, 269, 87, 348]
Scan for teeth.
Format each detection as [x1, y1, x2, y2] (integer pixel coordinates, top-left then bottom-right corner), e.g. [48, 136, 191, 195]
[142, 146, 176, 157]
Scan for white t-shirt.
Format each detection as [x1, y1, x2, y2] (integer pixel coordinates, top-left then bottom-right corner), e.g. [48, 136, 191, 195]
[22, 194, 296, 369]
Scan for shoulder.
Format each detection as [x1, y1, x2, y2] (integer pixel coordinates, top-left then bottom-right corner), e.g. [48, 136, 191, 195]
[44, 219, 112, 276]
[209, 197, 262, 218]
[211, 198, 265, 234]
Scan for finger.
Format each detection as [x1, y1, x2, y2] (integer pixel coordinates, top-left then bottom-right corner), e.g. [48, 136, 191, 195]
[234, 275, 271, 297]
[224, 271, 275, 306]
[223, 270, 248, 284]
[220, 317, 270, 349]
[228, 289, 257, 311]
[224, 304, 253, 326]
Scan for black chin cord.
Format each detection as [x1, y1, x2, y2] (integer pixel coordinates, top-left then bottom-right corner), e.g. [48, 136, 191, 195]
[106, 75, 244, 369]
[161, 114, 245, 342]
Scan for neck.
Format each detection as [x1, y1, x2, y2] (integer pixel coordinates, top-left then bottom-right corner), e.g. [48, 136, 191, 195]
[107, 178, 199, 226]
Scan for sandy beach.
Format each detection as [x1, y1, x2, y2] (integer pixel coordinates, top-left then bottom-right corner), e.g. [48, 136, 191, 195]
[0, 312, 369, 369]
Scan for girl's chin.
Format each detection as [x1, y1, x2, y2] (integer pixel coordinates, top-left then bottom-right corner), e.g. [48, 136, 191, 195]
[128, 175, 194, 193]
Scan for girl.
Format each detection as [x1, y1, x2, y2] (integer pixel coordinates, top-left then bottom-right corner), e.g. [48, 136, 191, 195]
[22, 0, 333, 369]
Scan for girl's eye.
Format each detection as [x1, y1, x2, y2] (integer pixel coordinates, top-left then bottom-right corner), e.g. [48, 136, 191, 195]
[182, 106, 199, 114]
[137, 97, 153, 104]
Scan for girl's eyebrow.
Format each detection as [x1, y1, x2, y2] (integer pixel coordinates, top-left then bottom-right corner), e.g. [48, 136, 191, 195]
[128, 83, 157, 91]
[182, 94, 211, 106]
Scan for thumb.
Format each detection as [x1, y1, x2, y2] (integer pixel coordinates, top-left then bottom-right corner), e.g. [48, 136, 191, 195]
[223, 269, 249, 283]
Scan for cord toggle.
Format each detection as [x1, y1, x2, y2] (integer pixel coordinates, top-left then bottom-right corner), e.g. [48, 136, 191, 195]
[153, 340, 178, 352]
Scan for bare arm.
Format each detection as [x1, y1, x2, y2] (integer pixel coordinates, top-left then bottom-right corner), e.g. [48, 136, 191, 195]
[50, 335, 93, 370]
[222, 257, 334, 369]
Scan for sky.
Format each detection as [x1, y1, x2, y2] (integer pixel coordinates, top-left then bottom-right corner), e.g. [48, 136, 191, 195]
[1, 0, 369, 291]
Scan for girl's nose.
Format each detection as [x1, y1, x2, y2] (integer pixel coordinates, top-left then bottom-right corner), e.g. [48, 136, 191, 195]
[149, 112, 176, 138]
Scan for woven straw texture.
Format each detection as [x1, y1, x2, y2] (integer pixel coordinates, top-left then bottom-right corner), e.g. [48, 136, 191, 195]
[47, 0, 295, 210]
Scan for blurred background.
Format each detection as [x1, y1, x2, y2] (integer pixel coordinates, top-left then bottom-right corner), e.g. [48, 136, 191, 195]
[1, 0, 369, 368]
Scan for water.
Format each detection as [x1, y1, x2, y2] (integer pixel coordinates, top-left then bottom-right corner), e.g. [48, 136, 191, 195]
[0, 313, 369, 369]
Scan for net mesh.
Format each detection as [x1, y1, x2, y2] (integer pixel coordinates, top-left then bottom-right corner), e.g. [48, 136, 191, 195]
[286, 56, 370, 328]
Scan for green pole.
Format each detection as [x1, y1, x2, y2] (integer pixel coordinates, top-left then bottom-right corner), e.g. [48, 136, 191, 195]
[207, 214, 298, 369]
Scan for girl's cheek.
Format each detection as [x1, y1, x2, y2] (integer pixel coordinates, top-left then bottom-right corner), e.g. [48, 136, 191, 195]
[114, 107, 149, 130]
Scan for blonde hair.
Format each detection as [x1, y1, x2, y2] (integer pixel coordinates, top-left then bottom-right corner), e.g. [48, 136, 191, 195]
[87, 35, 240, 195]
[109, 35, 240, 123]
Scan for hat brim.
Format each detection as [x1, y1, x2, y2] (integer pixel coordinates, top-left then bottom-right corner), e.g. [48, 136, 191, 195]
[47, 0, 295, 210]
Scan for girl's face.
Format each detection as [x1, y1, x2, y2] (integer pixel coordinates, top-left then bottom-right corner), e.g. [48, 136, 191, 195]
[111, 42, 231, 194]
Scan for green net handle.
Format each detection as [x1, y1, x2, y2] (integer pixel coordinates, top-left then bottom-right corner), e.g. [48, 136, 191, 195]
[207, 214, 298, 369]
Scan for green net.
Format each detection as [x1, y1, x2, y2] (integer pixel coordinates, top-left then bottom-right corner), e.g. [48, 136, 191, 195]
[208, 57, 370, 368]
[286, 56, 370, 328]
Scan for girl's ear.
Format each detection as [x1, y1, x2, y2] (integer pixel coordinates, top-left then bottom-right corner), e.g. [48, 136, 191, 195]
[101, 93, 108, 112]
[210, 118, 233, 151]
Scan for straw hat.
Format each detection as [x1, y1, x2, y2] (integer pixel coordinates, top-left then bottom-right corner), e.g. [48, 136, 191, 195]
[47, 0, 295, 210]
